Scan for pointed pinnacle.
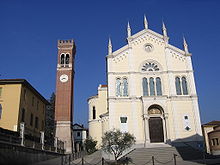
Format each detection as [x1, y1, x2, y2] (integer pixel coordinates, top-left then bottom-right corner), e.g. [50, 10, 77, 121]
[144, 15, 148, 29]
[108, 37, 112, 55]
[127, 21, 131, 37]
[162, 21, 166, 30]
[183, 36, 187, 46]
[108, 37, 112, 47]
[183, 36, 189, 54]
[127, 21, 131, 29]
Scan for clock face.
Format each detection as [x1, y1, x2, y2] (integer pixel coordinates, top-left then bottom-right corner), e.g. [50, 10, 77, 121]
[60, 74, 68, 83]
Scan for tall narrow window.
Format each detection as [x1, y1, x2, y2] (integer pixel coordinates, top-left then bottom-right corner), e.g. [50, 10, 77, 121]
[182, 77, 188, 95]
[0, 87, 2, 97]
[0, 104, 2, 119]
[142, 78, 149, 96]
[149, 77, 155, 96]
[30, 113, 33, 126]
[21, 108, 25, 122]
[35, 117, 39, 129]
[37, 101, 39, 111]
[116, 78, 121, 97]
[122, 78, 128, 96]
[32, 97, 34, 106]
[41, 120, 44, 130]
[92, 106, 96, 119]
[65, 54, 70, 65]
[156, 77, 162, 96]
[175, 77, 182, 95]
[24, 89, 26, 102]
[61, 54, 65, 65]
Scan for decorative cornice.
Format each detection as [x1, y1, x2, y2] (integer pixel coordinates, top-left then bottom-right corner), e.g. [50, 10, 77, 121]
[108, 95, 198, 102]
[167, 44, 185, 56]
[108, 70, 194, 75]
[106, 45, 129, 58]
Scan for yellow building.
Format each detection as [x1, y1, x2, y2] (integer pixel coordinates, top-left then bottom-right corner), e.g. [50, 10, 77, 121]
[88, 16, 203, 148]
[0, 79, 49, 137]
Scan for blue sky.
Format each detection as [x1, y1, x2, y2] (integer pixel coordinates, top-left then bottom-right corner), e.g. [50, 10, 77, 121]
[0, 0, 220, 126]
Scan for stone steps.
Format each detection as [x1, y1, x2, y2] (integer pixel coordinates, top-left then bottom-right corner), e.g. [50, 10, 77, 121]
[121, 146, 206, 165]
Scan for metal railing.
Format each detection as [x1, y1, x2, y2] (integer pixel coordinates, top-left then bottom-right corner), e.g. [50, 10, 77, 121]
[0, 128, 65, 154]
[61, 154, 178, 165]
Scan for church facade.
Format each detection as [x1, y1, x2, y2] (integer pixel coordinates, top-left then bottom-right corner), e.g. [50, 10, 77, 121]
[88, 16, 202, 147]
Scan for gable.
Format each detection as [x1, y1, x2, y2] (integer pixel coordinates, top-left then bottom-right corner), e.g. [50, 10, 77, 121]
[107, 28, 188, 73]
[72, 124, 83, 129]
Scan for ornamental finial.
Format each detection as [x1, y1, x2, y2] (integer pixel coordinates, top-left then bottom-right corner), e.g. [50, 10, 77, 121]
[144, 14, 148, 29]
[108, 37, 112, 55]
[162, 21, 168, 37]
[183, 36, 189, 54]
[127, 21, 131, 37]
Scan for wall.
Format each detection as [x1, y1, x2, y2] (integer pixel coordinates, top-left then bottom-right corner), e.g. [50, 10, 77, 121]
[0, 82, 46, 138]
[19, 85, 46, 137]
[88, 86, 108, 147]
[0, 84, 21, 131]
[0, 141, 63, 165]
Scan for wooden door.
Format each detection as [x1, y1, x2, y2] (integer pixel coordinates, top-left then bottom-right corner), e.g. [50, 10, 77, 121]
[149, 117, 164, 143]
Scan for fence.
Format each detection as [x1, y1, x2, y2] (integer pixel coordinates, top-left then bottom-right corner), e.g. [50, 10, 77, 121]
[60, 154, 178, 165]
[0, 127, 65, 154]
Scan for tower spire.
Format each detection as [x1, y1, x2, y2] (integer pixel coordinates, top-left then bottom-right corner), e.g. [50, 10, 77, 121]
[144, 15, 148, 29]
[183, 36, 189, 54]
[108, 37, 112, 55]
[127, 21, 131, 38]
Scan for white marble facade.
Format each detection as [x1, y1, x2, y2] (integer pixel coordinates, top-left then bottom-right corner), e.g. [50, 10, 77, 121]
[88, 16, 202, 147]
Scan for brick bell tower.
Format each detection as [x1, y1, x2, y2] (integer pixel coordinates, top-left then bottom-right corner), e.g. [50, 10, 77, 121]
[55, 39, 76, 153]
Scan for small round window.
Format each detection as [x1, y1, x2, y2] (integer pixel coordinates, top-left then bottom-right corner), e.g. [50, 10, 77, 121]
[144, 44, 153, 53]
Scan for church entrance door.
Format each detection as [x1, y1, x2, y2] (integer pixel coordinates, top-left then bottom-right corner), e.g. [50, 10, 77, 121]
[149, 117, 164, 143]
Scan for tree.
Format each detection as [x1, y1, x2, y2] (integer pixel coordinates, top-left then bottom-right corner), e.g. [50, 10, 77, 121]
[84, 136, 97, 154]
[101, 130, 136, 162]
[45, 92, 56, 145]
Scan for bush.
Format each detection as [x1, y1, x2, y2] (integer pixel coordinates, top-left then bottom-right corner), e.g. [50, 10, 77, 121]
[84, 136, 97, 154]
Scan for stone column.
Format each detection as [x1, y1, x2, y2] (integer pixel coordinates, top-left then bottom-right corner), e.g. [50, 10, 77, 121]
[162, 116, 167, 143]
[40, 131, 45, 150]
[163, 113, 169, 143]
[20, 122, 25, 146]
[143, 115, 150, 147]
[54, 137, 58, 152]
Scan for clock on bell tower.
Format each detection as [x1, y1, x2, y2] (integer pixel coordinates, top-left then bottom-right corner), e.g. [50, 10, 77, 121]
[55, 39, 76, 153]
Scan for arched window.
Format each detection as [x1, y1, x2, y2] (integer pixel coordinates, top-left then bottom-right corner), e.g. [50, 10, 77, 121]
[60, 54, 65, 65]
[122, 78, 128, 96]
[182, 77, 188, 95]
[142, 78, 149, 96]
[65, 54, 70, 65]
[92, 106, 96, 119]
[142, 62, 160, 72]
[116, 78, 121, 97]
[175, 77, 182, 95]
[156, 77, 162, 96]
[0, 104, 2, 119]
[149, 77, 155, 96]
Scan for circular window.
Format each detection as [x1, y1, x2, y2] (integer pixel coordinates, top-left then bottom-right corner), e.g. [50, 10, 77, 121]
[144, 44, 153, 52]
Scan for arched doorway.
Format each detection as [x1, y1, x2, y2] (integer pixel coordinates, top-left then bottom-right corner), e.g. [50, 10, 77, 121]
[148, 105, 164, 143]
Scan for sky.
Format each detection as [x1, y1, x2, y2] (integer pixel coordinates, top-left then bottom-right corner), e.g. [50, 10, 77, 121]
[0, 0, 220, 127]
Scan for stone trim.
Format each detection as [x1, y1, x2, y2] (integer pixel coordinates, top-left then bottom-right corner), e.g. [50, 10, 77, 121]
[108, 70, 193, 75]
